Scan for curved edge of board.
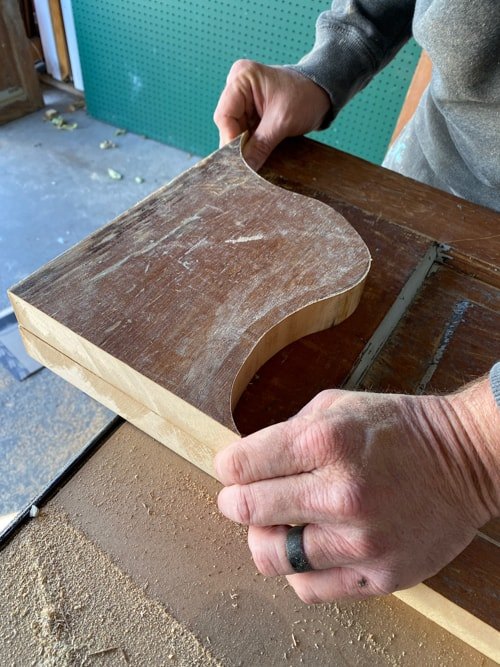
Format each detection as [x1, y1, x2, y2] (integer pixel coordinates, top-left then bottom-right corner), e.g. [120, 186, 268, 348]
[229, 134, 371, 418]
[230, 273, 369, 414]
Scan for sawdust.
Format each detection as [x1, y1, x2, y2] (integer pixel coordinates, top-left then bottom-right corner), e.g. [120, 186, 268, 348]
[0, 509, 221, 666]
[2, 424, 493, 666]
[39, 422, 492, 666]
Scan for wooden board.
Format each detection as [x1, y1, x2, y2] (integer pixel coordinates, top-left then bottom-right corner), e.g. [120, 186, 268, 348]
[33, 0, 69, 82]
[235, 202, 435, 432]
[9, 137, 371, 475]
[0, 0, 43, 124]
[360, 265, 500, 396]
[354, 265, 500, 639]
[48, 0, 70, 81]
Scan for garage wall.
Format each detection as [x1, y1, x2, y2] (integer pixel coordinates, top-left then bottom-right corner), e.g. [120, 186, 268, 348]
[72, 1, 420, 164]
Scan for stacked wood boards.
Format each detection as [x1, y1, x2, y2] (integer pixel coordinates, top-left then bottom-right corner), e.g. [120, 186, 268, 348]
[9, 137, 371, 476]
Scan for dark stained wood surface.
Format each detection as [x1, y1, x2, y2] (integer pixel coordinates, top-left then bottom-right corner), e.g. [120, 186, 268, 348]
[263, 138, 500, 286]
[234, 204, 433, 433]
[360, 265, 500, 395]
[0, 0, 43, 124]
[10, 139, 370, 432]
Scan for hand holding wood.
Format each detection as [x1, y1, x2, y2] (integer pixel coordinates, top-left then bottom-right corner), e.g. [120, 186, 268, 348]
[214, 61, 331, 170]
[215, 381, 500, 602]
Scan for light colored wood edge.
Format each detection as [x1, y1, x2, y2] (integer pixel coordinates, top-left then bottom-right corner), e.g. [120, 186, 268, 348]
[231, 273, 369, 409]
[48, 0, 70, 80]
[393, 584, 500, 663]
[19, 327, 235, 478]
[18, 326, 500, 662]
[9, 258, 370, 437]
[9, 292, 236, 454]
[39, 73, 84, 97]
[389, 51, 432, 147]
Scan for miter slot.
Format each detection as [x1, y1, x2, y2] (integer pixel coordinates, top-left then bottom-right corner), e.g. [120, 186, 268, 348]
[343, 242, 447, 389]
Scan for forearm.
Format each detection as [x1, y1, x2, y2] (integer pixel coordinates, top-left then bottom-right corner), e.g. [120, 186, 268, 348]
[420, 370, 500, 525]
[447, 370, 500, 519]
[287, 0, 416, 124]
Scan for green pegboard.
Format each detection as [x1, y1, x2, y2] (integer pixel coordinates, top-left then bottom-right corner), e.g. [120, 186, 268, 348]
[72, 1, 420, 164]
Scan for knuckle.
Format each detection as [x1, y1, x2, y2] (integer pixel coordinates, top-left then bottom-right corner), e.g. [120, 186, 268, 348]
[229, 58, 258, 78]
[249, 539, 281, 577]
[355, 532, 387, 560]
[223, 447, 250, 485]
[232, 486, 256, 525]
[213, 105, 223, 124]
[313, 389, 336, 410]
[299, 389, 341, 417]
[293, 581, 325, 605]
[334, 483, 365, 520]
[296, 419, 333, 468]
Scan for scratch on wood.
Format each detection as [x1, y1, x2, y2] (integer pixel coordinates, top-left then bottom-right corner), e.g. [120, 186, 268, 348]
[90, 211, 212, 282]
[417, 299, 470, 394]
[225, 234, 264, 244]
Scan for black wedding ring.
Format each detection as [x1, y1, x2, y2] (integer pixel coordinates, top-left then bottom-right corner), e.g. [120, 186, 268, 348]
[285, 525, 313, 573]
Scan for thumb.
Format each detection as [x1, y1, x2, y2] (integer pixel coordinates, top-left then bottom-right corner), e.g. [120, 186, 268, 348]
[242, 115, 286, 171]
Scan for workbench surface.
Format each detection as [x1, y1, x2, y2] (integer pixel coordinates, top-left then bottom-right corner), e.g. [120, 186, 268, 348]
[1, 138, 499, 665]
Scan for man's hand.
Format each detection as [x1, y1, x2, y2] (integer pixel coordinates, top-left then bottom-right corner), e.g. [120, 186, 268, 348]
[215, 381, 499, 604]
[214, 60, 331, 170]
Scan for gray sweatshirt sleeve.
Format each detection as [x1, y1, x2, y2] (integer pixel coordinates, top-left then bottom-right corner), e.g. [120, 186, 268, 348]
[288, 0, 416, 126]
[490, 362, 500, 409]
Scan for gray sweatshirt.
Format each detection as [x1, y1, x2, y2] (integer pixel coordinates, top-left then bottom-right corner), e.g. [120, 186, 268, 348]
[291, 0, 500, 212]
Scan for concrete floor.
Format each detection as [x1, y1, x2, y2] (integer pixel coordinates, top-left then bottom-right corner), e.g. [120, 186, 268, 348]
[0, 85, 199, 526]
[1, 86, 199, 309]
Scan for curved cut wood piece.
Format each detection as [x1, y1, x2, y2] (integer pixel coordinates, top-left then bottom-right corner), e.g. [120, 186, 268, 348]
[9, 137, 370, 468]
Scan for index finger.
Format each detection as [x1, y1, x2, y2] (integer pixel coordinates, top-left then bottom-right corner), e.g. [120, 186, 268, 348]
[214, 415, 328, 485]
